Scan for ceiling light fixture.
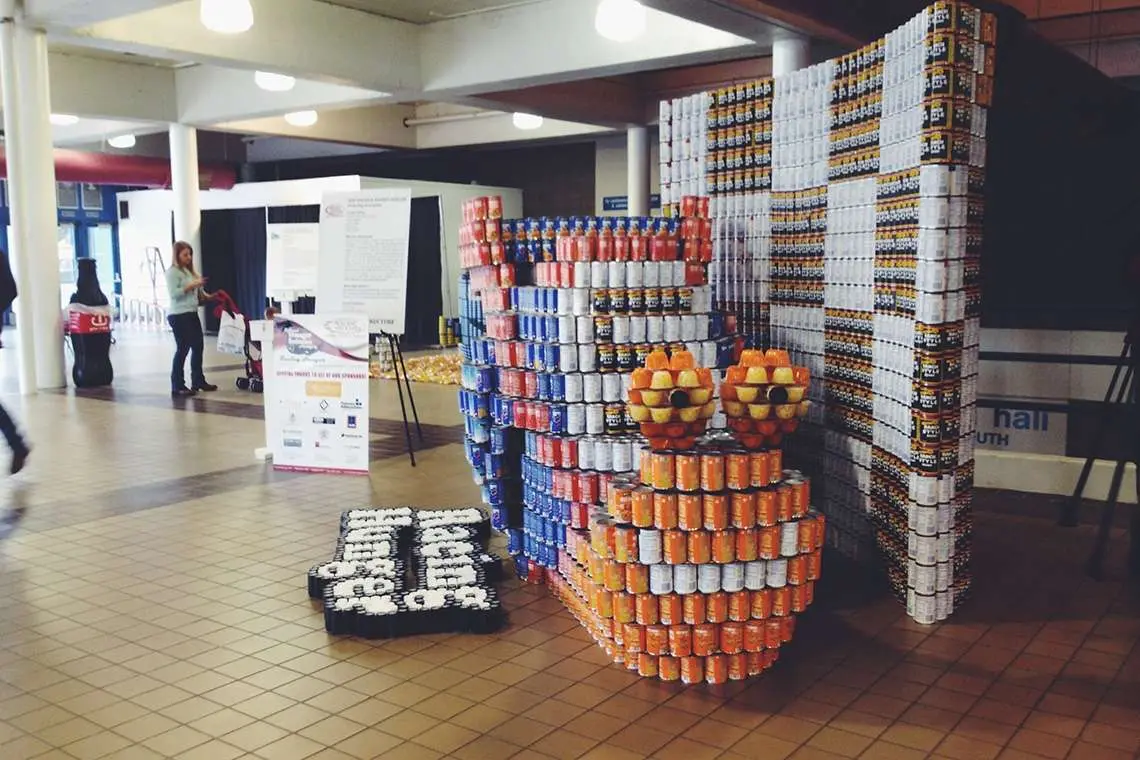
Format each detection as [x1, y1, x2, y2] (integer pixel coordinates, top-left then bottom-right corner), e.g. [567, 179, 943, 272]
[284, 110, 319, 127]
[50, 113, 80, 126]
[255, 71, 296, 92]
[200, 0, 254, 34]
[595, 0, 646, 43]
[512, 112, 543, 130]
[108, 134, 137, 149]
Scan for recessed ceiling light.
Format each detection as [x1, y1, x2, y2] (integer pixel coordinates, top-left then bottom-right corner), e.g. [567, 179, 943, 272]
[595, 0, 646, 43]
[284, 110, 319, 127]
[50, 114, 80, 126]
[200, 0, 253, 34]
[512, 112, 544, 130]
[255, 71, 296, 92]
[108, 134, 137, 149]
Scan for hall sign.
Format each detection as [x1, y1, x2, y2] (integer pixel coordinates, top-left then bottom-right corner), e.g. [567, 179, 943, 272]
[307, 507, 505, 637]
[603, 194, 662, 212]
[975, 405, 1067, 456]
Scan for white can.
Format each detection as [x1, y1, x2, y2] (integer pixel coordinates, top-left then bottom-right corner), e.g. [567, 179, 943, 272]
[585, 404, 605, 436]
[583, 373, 603, 403]
[573, 262, 591, 289]
[698, 564, 721, 594]
[612, 438, 633, 473]
[566, 404, 586, 435]
[701, 341, 718, 369]
[745, 561, 767, 590]
[646, 316, 664, 343]
[590, 261, 608, 289]
[721, 563, 745, 592]
[559, 348, 579, 373]
[908, 590, 937, 625]
[649, 562, 673, 594]
[673, 564, 698, 595]
[572, 288, 591, 316]
[601, 373, 622, 403]
[908, 533, 937, 565]
[626, 261, 644, 288]
[908, 560, 936, 596]
[607, 261, 626, 288]
[910, 504, 938, 536]
[612, 315, 631, 344]
[780, 522, 800, 557]
[640, 530, 663, 565]
[630, 443, 642, 475]
[629, 315, 647, 343]
[593, 437, 613, 471]
[643, 261, 661, 288]
[693, 313, 710, 339]
[679, 315, 697, 342]
[578, 345, 597, 373]
[663, 315, 681, 342]
[576, 315, 595, 343]
[564, 373, 584, 403]
[556, 289, 574, 315]
[578, 437, 596, 470]
[766, 558, 788, 588]
[557, 315, 576, 344]
[935, 590, 953, 621]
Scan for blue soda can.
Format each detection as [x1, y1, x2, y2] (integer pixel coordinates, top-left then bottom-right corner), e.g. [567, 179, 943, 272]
[549, 373, 566, 402]
[489, 425, 508, 454]
[536, 373, 551, 401]
[543, 517, 556, 543]
[543, 343, 560, 372]
[525, 342, 538, 370]
[514, 556, 529, 577]
[507, 528, 523, 554]
[549, 403, 567, 434]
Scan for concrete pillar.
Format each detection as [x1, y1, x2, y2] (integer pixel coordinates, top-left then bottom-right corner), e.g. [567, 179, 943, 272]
[0, 3, 35, 394]
[773, 36, 810, 77]
[626, 126, 650, 217]
[169, 124, 202, 322]
[8, 11, 65, 389]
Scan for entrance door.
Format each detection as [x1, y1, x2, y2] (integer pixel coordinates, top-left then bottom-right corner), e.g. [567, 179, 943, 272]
[57, 224, 77, 307]
[86, 224, 117, 301]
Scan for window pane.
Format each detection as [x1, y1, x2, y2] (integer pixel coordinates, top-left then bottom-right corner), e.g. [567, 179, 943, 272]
[57, 183, 79, 209]
[82, 184, 103, 211]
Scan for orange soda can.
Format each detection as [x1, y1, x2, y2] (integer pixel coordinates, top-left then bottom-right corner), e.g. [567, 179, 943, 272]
[804, 581, 815, 606]
[658, 656, 681, 682]
[626, 563, 650, 594]
[675, 453, 700, 492]
[688, 531, 712, 564]
[759, 526, 780, 559]
[700, 452, 726, 492]
[743, 620, 766, 652]
[631, 487, 655, 528]
[764, 618, 783, 648]
[712, 530, 736, 564]
[782, 616, 795, 643]
[668, 625, 693, 657]
[771, 586, 790, 617]
[720, 622, 744, 654]
[797, 517, 817, 553]
[727, 653, 748, 681]
[790, 478, 810, 517]
[613, 526, 637, 563]
[588, 551, 605, 583]
[683, 593, 706, 625]
[613, 591, 636, 623]
[635, 593, 659, 625]
[746, 651, 766, 675]
[751, 589, 773, 619]
[790, 583, 807, 613]
[645, 624, 669, 655]
[705, 654, 728, 684]
[776, 486, 793, 522]
[693, 623, 718, 657]
[768, 449, 783, 479]
[658, 594, 683, 625]
[680, 656, 704, 685]
[807, 550, 822, 580]
[663, 530, 687, 564]
[638, 653, 659, 678]
[726, 452, 750, 490]
[763, 649, 780, 669]
[736, 528, 758, 562]
[731, 491, 756, 529]
[786, 555, 806, 586]
[703, 493, 729, 530]
[651, 451, 676, 491]
[639, 448, 653, 484]
[623, 623, 645, 654]
[595, 586, 614, 617]
[814, 513, 826, 549]
[678, 493, 703, 531]
[756, 490, 778, 526]
[653, 491, 679, 529]
[750, 451, 771, 488]
[604, 559, 625, 591]
[728, 590, 750, 622]
[706, 591, 729, 623]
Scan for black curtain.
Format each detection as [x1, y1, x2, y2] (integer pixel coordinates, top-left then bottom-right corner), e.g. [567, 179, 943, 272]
[268, 204, 320, 315]
[201, 208, 268, 331]
[404, 197, 443, 347]
[200, 210, 236, 333]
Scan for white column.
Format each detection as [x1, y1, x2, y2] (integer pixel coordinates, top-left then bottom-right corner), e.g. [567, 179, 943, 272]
[626, 126, 650, 217]
[169, 124, 202, 273]
[13, 19, 64, 389]
[0, 3, 35, 394]
[773, 35, 810, 77]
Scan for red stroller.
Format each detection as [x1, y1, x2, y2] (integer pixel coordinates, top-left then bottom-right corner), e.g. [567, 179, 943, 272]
[210, 290, 263, 393]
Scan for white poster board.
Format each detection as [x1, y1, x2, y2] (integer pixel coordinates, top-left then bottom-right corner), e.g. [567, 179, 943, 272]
[266, 313, 370, 475]
[317, 188, 412, 334]
[266, 222, 320, 296]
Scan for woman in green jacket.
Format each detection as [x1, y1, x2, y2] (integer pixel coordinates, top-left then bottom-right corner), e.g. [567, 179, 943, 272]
[166, 241, 217, 397]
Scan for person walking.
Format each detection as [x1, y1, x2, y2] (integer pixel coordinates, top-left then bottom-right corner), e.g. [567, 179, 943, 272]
[0, 250, 30, 474]
[166, 241, 217, 397]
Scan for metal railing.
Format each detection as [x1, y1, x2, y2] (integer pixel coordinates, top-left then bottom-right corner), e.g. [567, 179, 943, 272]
[113, 295, 169, 330]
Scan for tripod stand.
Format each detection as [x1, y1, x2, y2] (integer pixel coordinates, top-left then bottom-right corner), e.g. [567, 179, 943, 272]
[381, 332, 424, 467]
[1058, 335, 1139, 579]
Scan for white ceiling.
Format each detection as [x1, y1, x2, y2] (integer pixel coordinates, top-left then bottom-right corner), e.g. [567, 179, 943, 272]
[317, 0, 544, 24]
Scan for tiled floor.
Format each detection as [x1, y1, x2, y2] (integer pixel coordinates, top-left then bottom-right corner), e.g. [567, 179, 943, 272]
[0, 327, 1136, 760]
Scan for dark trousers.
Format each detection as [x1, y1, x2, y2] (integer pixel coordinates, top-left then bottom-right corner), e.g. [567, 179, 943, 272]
[0, 402, 24, 455]
[168, 312, 206, 391]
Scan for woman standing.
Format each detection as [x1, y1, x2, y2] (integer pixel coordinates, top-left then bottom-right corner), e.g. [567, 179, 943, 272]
[166, 241, 217, 397]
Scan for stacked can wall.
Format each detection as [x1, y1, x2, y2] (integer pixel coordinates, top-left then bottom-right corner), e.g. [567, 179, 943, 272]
[660, 2, 992, 623]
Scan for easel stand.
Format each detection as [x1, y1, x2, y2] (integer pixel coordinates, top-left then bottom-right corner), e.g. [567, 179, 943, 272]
[381, 332, 424, 467]
[1058, 335, 1139, 579]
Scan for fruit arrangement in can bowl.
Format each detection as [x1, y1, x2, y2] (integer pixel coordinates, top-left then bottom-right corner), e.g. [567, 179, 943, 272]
[628, 349, 716, 450]
[721, 349, 811, 449]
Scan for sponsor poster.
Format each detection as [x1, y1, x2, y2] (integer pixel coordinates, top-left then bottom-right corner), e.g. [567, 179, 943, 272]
[267, 313, 370, 474]
[317, 188, 412, 334]
[266, 222, 320, 295]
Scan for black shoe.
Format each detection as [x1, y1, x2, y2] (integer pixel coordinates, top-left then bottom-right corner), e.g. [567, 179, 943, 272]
[172, 387, 196, 398]
[193, 382, 218, 392]
[10, 446, 28, 475]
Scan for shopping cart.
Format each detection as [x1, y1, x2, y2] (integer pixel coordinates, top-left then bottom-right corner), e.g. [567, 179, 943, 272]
[210, 290, 263, 393]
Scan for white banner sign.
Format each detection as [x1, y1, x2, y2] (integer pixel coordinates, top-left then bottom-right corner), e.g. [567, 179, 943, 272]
[975, 405, 1067, 456]
[267, 313, 370, 475]
[267, 222, 320, 296]
[317, 188, 412, 334]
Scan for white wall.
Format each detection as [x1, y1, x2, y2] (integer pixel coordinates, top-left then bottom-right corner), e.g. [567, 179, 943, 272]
[594, 133, 661, 216]
[359, 177, 523, 318]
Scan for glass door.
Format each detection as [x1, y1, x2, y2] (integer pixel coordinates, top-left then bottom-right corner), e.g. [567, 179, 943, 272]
[86, 224, 117, 304]
[57, 224, 77, 308]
